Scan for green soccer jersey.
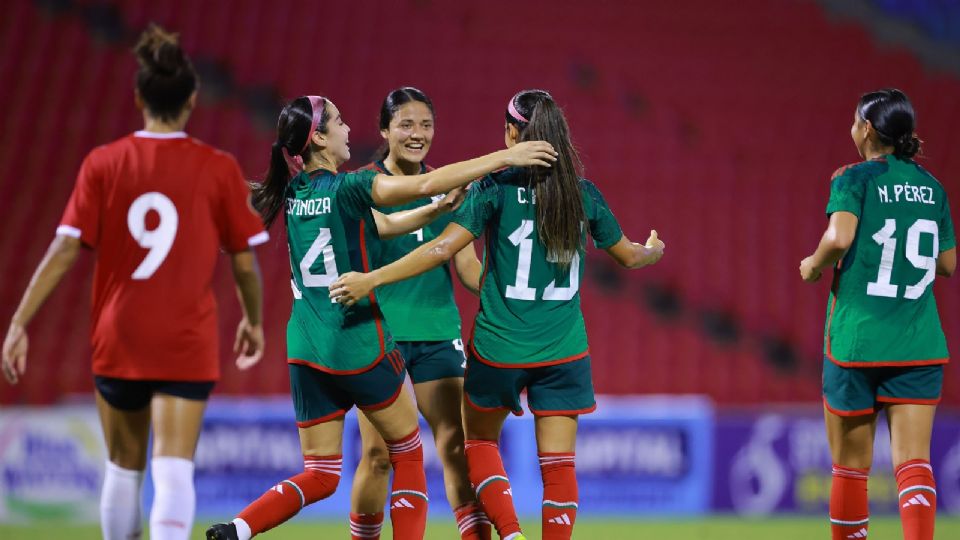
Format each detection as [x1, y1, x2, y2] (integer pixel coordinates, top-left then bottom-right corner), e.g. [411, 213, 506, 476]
[453, 168, 624, 366]
[285, 168, 395, 372]
[360, 161, 462, 341]
[824, 155, 955, 365]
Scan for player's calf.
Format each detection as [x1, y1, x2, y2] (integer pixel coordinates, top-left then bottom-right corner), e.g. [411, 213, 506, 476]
[465, 439, 522, 539]
[539, 452, 578, 540]
[829, 465, 870, 540]
[896, 459, 936, 540]
[386, 428, 429, 539]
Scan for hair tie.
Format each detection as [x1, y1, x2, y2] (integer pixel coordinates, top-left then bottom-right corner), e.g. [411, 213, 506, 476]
[281, 146, 305, 176]
[507, 96, 529, 124]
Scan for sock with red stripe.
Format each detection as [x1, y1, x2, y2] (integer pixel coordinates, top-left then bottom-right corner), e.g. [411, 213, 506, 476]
[349, 511, 383, 540]
[896, 459, 937, 540]
[540, 452, 578, 540]
[464, 439, 522, 538]
[387, 429, 428, 539]
[233, 455, 341, 539]
[830, 464, 870, 540]
[454, 502, 492, 540]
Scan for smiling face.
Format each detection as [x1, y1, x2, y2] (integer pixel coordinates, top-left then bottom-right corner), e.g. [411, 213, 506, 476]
[381, 101, 434, 165]
[316, 100, 351, 166]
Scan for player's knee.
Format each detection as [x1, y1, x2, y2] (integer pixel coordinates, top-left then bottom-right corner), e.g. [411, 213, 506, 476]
[433, 425, 465, 466]
[107, 447, 148, 471]
[360, 445, 393, 476]
[300, 467, 342, 504]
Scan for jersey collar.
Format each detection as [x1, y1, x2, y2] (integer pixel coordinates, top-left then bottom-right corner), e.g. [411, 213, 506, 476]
[374, 159, 427, 176]
[134, 130, 188, 139]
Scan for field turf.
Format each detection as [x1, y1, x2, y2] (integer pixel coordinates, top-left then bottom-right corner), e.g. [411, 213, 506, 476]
[3, 516, 960, 539]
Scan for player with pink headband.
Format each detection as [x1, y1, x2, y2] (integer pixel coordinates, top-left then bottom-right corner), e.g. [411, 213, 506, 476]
[205, 95, 556, 540]
[330, 89, 666, 540]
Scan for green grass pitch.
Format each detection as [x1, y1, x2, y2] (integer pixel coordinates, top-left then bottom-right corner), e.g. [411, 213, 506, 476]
[2, 517, 960, 539]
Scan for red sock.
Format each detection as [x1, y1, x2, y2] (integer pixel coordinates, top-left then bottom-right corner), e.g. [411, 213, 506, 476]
[237, 455, 341, 535]
[454, 502, 492, 540]
[540, 453, 578, 540]
[896, 459, 937, 540]
[830, 464, 870, 540]
[350, 511, 384, 540]
[386, 429, 428, 539]
[464, 440, 521, 538]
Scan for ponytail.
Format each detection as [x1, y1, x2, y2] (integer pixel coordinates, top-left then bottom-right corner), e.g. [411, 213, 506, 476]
[507, 90, 584, 266]
[253, 96, 329, 228]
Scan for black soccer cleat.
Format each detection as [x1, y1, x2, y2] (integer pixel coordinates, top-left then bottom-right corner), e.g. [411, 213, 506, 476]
[206, 522, 239, 540]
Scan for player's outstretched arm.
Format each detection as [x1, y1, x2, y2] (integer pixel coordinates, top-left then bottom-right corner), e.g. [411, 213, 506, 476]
[605, 230, 665, 269]
[371, 188, 466, 240]
[2, 234, 81, 384]
[937, 247, 956, 277]
[799, 211, 858, 282]
[370, 141, 556, 207]
[230, 250, 264, 370]
[330, 223, 475, 306]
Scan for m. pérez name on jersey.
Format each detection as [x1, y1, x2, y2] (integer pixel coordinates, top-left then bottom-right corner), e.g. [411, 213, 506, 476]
[877, 183, 936, 205]
[287, 197, 332, 216]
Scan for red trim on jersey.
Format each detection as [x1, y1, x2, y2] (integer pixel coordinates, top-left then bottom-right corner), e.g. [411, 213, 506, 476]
[468, 340, 588, 369]
[360, 219, 388, 357]
[823, 397, 875, 417]
[530, 403, 598, 417]
[287, 357, 382, 376]
[358, 379, 405, 412]
[877, 396, 941, 406]
[464, 391, 523, 416]
[297, 409, 348, 428]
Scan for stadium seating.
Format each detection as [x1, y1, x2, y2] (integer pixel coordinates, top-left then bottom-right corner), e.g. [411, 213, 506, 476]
[1, 0, 958, 406]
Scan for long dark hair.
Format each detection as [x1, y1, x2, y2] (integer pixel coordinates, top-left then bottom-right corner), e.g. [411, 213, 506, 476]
[372, 87, 435, 162]
[253, 97, 330, 228]
[133, 23, 198, 121]
[507, 89, 584, 266]
[857, 88, 921, 159]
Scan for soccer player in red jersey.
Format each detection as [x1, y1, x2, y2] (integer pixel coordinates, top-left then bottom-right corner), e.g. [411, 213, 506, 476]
[349, 87, 489, 540]
[331, 90, 665, 540]
[1, 25, 268, 540]
[204, 95, 554, 540]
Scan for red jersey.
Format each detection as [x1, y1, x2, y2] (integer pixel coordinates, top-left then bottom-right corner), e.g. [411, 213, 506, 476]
[58, 131, 267, 381]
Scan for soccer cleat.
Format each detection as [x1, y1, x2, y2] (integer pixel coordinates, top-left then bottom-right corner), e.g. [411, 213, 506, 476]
[206, 522, 239, 540]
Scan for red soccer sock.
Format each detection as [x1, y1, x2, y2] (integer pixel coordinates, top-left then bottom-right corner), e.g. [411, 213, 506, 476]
[454, 502, 492, 540]
[539, 453, 578, 540]
[896, 459, 937, 540]
[349, 511, 384, 540]
[830, 464, 870, 540]
[237, 455, 341, 536]
[464, 440, 521, 538]
[387, 429, 428, 539]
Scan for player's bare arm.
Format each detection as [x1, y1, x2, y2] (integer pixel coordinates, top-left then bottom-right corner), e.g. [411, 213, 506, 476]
[369, 141, 556, 207]
[937, 247, 956, 277]
[799, 211, 858, 282]
[371, 187, 465, 240]
[452, 242, 482, 296]
[605, 230, 666, 269]
[230, 250, 264, 370]
[2, 234, 81, 384]
[330, 223, 475, 306]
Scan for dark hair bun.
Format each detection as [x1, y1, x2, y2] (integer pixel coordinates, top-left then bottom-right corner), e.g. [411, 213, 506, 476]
[896, 133, 922, 159]
[133, 23, 197, 122]
[135, 24, 185, 77]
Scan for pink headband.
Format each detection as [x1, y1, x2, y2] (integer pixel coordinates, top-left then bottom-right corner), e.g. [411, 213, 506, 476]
[507, 96, 529, 124]
[282, 95, 327, 176]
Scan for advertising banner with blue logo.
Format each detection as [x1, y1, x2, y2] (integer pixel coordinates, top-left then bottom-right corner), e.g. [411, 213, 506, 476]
[0, 395, 714, 522]
[712, 410, 960, 515]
